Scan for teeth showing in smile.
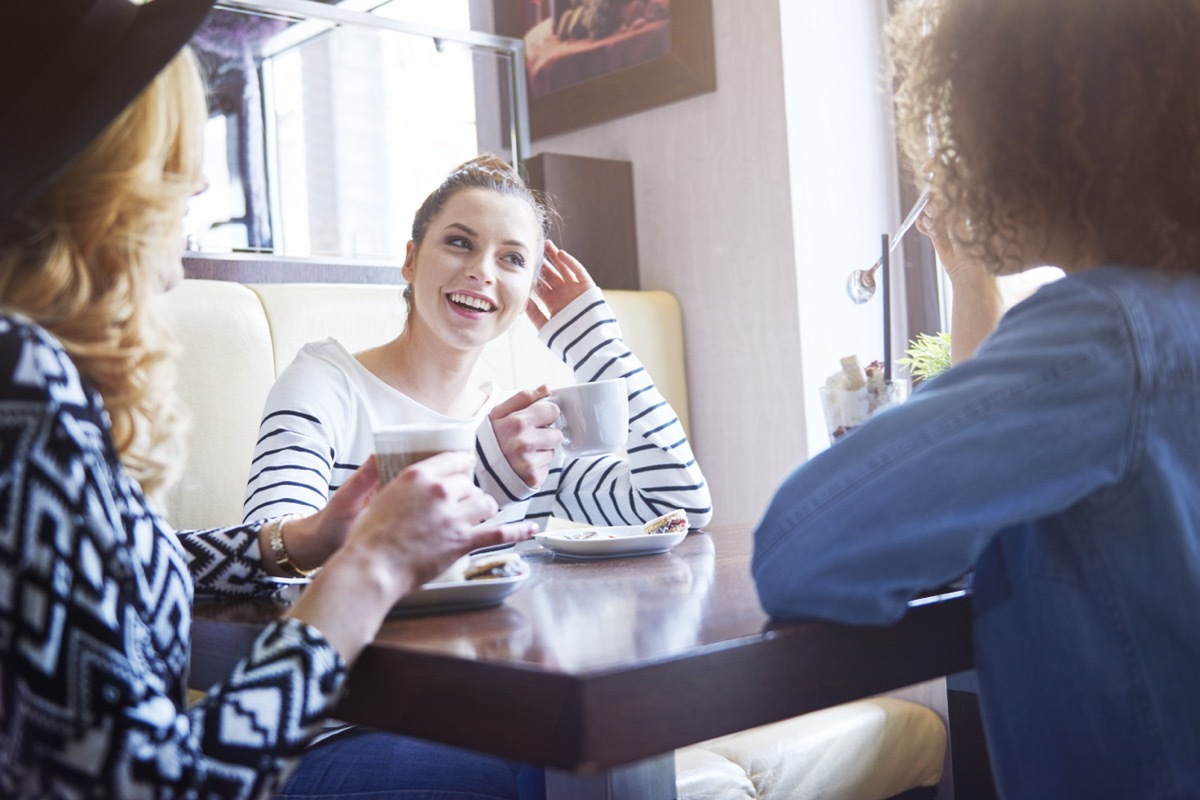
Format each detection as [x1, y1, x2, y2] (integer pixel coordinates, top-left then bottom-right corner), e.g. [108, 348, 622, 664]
[448, 292, 496, 312]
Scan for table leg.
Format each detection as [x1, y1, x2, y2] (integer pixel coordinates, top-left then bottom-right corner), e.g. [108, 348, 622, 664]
[946, 671, 998, 800]
[546, 753, 676, 800]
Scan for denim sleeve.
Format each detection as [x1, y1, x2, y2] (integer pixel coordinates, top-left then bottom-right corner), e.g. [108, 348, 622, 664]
[753, 279, 1140, 624]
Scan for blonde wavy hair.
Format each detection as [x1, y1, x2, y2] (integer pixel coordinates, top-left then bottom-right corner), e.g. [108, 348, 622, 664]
[0, 49, 205, 501]
[889, 0, 1200, 275]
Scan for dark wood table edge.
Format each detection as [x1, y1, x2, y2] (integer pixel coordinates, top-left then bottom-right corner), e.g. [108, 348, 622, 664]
[191, 594, 973, 772]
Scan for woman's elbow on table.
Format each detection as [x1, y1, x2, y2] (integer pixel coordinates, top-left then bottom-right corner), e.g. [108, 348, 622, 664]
[751, 531, 910, 626]
[686, 504, 714, 530]
[752, 566, 909, 626]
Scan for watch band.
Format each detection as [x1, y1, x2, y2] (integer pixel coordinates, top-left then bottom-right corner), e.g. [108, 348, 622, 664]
[267, 516, 317, 578]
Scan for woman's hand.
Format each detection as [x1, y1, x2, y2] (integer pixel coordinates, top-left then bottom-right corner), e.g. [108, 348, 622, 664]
[916, 198, 974, 281]
[488, 386, 563, 488]
[336, 452, 507, 586]
[917, 200, 1004, 364]
[263, 458, 380, 573]
[526, 241, 596, 330]
[285, 452, 536, 665]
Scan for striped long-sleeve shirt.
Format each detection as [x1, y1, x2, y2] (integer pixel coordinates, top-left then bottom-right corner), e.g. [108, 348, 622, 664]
[243, 287, 713, 530]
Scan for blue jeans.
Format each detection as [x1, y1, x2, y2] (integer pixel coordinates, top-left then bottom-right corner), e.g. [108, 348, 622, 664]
[278, 728, 546, 799]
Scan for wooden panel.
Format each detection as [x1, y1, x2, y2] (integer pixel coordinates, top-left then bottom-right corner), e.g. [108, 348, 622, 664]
[183, 254, 403, 284]
[526, 152, 640, 290]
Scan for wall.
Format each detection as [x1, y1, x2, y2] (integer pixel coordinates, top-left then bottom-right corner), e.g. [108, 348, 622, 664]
[780, 1, 901, 454]
[489, 2, 899, 528]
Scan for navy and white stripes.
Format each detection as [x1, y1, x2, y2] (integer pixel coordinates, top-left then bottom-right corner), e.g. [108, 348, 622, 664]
[243, 288, 712, 531]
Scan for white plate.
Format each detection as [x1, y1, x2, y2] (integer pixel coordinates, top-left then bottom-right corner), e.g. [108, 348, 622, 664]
[388, 571, 529, 617]
[262, 564, 530, 617]
[534, 525, 688, 560]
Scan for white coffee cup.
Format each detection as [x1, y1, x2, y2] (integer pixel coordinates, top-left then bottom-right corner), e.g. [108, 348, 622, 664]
[373, 422, 476, 486]
[547, 378, 629, 457]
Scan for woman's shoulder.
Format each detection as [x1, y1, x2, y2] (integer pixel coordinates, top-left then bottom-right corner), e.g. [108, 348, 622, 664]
[0, 312, 61, 354]
[0, 313, 89, 404]
[271, 338, 358, 388]
[284, 338, 356, 371]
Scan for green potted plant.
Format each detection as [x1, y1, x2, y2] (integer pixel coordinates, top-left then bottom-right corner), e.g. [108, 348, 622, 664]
[898, 331, 952, 383]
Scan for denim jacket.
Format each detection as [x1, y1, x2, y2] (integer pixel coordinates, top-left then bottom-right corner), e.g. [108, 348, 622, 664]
[754, 266, 1200, 798]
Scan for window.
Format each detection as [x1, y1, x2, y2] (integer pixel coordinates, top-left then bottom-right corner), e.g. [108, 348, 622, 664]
[185, 0, 527, 263]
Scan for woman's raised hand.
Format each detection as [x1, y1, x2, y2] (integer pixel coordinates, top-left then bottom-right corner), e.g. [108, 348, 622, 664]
[526, 241, 596, 330]
[916, 198, 973, 281]
[917, 199, 1004, 364]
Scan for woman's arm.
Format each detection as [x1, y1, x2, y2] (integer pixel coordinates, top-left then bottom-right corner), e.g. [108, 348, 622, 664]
[524, 244, 713, 528]
[753, 280, 1136, 623]
[242, 347, 353, 524]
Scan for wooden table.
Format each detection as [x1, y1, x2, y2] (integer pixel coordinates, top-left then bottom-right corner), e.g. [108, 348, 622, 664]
[191, 524, 974, 798]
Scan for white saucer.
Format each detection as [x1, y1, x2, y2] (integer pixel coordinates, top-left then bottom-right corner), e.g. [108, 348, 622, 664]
[534, 525, 688, 560]
[388, 571, 529, 617]
[262, 559, 530, 616]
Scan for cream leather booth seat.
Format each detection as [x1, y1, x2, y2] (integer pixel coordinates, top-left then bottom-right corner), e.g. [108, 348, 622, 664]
[157, 279, 687, 531]
[156, 278, 946, 800]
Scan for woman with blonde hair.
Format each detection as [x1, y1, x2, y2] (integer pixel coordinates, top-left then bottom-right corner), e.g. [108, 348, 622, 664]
[0, 1, 541, 797]
[755, 0, 1200, 796]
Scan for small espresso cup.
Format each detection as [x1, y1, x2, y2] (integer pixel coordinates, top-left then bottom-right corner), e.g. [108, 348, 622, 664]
[547, 378, 629, 457]
[373, 423, 476, 486]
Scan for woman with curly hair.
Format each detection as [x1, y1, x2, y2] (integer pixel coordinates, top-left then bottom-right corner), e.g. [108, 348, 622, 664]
[755, 0, 1200, 796]
[0, 1, 541, 797]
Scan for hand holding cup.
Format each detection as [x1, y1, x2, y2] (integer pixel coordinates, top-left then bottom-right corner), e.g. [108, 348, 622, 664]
[489, 386, 563, 488]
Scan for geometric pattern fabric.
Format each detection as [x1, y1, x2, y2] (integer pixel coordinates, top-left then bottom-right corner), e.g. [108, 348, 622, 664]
[0, 315, 344, 798]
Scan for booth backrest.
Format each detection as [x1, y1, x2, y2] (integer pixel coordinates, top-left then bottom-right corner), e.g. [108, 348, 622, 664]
[155, 279, 690, 531]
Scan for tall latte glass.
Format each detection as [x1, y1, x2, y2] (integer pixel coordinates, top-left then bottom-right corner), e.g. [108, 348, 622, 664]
[373, 423, 476, 486]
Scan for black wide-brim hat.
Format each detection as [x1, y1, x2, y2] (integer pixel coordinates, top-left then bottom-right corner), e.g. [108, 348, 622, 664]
[0, 0, 216, 223]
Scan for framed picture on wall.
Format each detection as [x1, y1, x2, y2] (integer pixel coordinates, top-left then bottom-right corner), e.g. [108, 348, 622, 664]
[494, 0, 716, 140]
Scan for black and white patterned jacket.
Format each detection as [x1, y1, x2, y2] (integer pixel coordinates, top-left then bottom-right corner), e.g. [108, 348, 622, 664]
[0, 314, 345, 799]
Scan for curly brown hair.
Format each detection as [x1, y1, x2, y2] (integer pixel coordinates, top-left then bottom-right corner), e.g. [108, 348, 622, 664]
[0, 49, 205, 500]
[889, 0, 1200, 275]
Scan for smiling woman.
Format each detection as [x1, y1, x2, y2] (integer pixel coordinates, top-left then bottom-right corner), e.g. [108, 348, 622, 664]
[242, 155, 712, 552]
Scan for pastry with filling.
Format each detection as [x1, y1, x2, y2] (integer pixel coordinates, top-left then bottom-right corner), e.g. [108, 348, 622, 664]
[643, 508, 689, 536]
[464, 552, 527, 580]
[426, 554, 471, 584]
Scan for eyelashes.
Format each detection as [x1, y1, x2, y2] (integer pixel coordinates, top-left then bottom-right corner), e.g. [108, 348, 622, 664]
[443, 236, 527, 269]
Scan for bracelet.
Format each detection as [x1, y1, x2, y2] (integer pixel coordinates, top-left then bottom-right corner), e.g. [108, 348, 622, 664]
[267, 516, 318, 578]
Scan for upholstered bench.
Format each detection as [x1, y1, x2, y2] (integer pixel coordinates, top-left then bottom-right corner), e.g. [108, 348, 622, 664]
[158, 278, 947, 799]
[676, 698, 945, 799]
